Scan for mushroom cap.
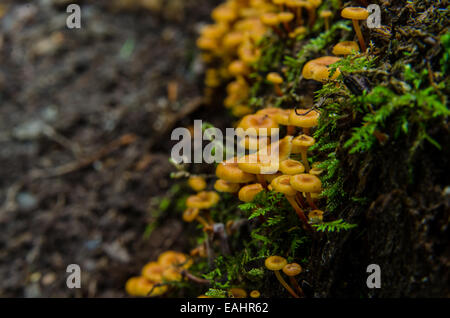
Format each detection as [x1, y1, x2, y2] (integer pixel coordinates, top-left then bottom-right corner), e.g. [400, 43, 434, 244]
[228, 60, 250, 76]
[309, 166, 323, 176]
[238, 154, 277, 175]
[216, 157, 256, 183]
[290, 173, 322, 193]
[237, 114, 279, 137]
[273, 0, 286, 5]
[141, 262, 165, 283]
[186, 191, 220, 209]
[188, 176, 207, 192]
[286, 0, 311, 9]
[212, 5, 237, 23]
[229, 288, 248, 298]
[200, 23, 228, 39]
[223, 31, 246, 49]
[302, 56, 341, 82]
[292, 134, 316, 152]
[158, 251, 192, 269]
[270, 175, 297, 196]
[266, 72, 284, 84]
[238, 183, 264, 202]
[332, 41, 360, 55]
[279, 159, 305, 175]
[341, 7, 369, 20]
[320, 10, 332, 18]
[264, 172, 283, 183]
[232, 104, 253, 117]
[260, 12, 279, 26]
[289, 109, 320, 128]
[258, 135, 293, 161]
[125, 276, 167, 297]
[182, 207, 200, 222]
[256, 107, 290, 125]
[265, 255, 287, 271]
[162, 267, 182, 282]
[214, 179, 241, 193]
[308, 0, 322, 7]
[277, 12, 294, 23]
[238, 135, 270, 151]
[308, 209, 324, 222]
[282, 263, 303, 276]
[289, 26, 307, 39]
[250, 290, 261, 298]
[196, 37, 218, 51]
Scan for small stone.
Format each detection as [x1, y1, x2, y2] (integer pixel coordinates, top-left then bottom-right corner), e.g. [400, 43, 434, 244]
[17, 192, 38, 210]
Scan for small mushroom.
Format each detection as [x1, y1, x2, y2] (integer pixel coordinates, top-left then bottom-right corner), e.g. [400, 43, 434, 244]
[228, 288, 248, 298]
[265, 256, 299, 298]
[266, 72, 284, 96]
[216, 157, 256, 183]
[341, 7, 369, 51]
[271, 175, 311, 230]
[125, 276, 167, 297]
[260, 12, 282, 37]
[289, 109, 320, 135]
[214, 179, 241, 193]
[158, 251, 193, 269]
[319, 10, 332, 30]
[141, 262, 165, 283]
[250, 290, 261, 298]
[183, 207, 212, 231]
[290, 173, 322, 209]
[302, 56, 341, 82]
[332, 41, 360, 55]
[279, 159, 305, 175]
[291, 134, 316, 171]
[308, 209, 324, 223]
[237, 113, 279, 137]
[186, 191, 220, 210]
[277, 11, 294, 32]
[282, 263, 305, 296]
[188, 176, 207, 192]
[238, 183, 264, 202]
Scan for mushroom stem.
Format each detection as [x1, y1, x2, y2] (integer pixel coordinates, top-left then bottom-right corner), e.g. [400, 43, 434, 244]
[352, 19, 366, 52]
[283, 21, 292, 32]
[300, 148, 310, 172]
[303, 127, 310, 135]
[256, 174, 268, 188]
[295, 192, 306, 208]
[305, 192, 319, 209]
[324, 17, 330, 31]
[296, 8, 303, 26]
[289, 277, 305, 297]
[196, 216, 212, 230]
[287, 125, 296, 136]
[274, 270, 300, 298]
[286, 195, 312, 231]
[274, 83, 283, 97]
[308, 9, 316, 28]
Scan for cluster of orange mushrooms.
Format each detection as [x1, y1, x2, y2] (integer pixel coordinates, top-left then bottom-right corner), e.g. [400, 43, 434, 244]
[126, 250, 192, 297]
[197, 0, 369, 115]
[126, 1, 373, 297]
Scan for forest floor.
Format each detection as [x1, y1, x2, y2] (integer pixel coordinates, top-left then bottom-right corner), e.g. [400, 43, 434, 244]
[0, 0, 220, 297]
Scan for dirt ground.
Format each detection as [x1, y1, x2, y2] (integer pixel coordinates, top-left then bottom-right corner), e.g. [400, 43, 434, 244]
[0, 0, 219, 297]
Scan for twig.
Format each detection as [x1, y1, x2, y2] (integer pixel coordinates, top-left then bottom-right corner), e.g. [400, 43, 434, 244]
[30, 133, 138, 179]
[180, 270, 210, 284]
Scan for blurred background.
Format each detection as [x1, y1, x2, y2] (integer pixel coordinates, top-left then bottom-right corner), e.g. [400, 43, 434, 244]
[0, 0, 220, 297]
